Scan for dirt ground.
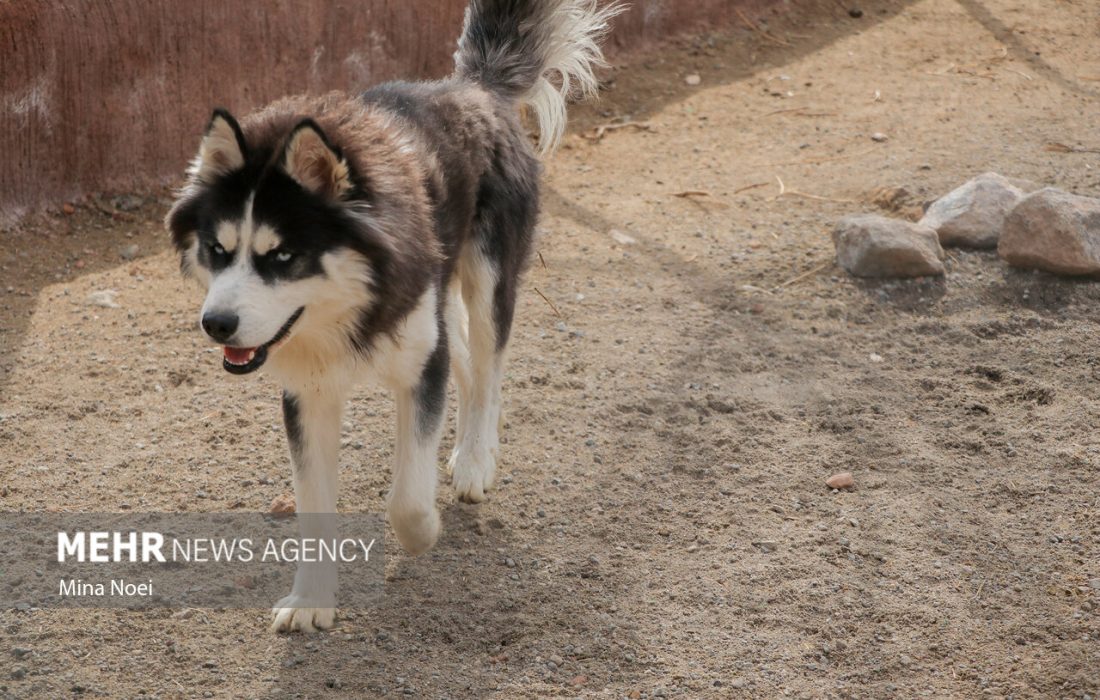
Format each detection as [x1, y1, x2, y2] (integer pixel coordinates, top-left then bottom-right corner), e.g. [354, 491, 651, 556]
[2, 0, 1100, 697]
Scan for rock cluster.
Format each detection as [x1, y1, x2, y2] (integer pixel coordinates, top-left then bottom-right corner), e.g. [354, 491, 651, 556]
[833, 173, 1100, 278]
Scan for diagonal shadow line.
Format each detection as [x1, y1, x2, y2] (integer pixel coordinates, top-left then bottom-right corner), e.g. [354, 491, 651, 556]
[954, 0, 1099, 98]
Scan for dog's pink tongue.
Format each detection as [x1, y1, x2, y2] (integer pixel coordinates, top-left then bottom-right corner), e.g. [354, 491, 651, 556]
[224, 346, 255, 364]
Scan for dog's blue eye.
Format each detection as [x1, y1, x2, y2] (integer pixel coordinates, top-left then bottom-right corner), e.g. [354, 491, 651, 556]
[274, 250, 294, 263]
[209, 242, 226, 256]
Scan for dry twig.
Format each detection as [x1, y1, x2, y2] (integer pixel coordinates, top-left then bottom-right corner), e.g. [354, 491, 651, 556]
[734, 182, 771, 194]
[765, 106, 836, 118]
[771, 175, 856, 203]
[775, 261, 832, 290]
[1045, 142, 1100, 155]
[532, 287, 563, 319]
[582, 121, 654, 142]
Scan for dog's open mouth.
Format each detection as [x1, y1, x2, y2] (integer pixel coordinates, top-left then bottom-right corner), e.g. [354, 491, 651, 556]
[222, 307, 304, 375]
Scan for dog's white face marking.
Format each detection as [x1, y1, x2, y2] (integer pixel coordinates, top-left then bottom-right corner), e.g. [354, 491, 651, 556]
[195, 192, 373, 355]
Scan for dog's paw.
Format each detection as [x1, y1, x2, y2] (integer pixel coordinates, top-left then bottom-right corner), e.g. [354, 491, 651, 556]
[449, 445, 497, 504]
[271, 596, 336, 633]
[389, 504, 441, 555]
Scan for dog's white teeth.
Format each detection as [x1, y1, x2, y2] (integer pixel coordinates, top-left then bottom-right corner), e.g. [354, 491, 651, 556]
[248, 351, 256, 361]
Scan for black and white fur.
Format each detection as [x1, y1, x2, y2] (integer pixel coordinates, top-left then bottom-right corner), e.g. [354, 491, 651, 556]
[166, 0, 621, 632]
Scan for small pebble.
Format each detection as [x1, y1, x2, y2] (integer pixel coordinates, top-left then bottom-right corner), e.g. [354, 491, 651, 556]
[86, 290, 119, 308]
[685, 74, 701, 86]
[826, 472, 855, 490]
[871, 132, 889, 142]
[269, 494, 296, 515]
[610, 228, 637, 245]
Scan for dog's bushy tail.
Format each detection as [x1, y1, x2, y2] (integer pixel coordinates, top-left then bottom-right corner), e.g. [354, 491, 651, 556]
[454, 0, 624, 155]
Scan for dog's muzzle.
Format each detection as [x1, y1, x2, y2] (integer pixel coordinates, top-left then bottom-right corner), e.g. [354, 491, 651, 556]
[222, 307, 304, 375]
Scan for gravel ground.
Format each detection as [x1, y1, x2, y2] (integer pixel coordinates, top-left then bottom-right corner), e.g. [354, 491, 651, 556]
[1, 0, 1099, 697]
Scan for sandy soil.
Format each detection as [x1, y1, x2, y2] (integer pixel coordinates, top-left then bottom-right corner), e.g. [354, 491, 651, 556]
[2, 0, 1099, 697]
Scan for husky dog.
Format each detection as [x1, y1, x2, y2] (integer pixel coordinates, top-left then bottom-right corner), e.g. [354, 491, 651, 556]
[165, 0, 621, 632]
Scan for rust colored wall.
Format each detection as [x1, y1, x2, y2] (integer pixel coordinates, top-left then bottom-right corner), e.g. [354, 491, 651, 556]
[0, 0, 779, 222]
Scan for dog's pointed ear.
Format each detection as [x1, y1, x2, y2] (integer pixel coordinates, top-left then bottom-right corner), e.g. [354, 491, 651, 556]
[191, 109, 247, 183]
[282, 120, 353, 200]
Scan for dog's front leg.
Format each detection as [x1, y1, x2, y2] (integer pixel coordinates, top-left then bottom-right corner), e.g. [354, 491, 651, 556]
[388, 342, 447, 555]
[271, 387, 344, 633]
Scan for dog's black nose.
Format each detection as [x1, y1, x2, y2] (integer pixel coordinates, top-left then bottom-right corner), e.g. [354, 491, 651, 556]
[201, 311, 239, 343]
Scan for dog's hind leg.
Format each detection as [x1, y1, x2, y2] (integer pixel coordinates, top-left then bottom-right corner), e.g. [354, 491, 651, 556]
[449, 246, 521, 503]
[272, 384, 346, 633]
[445, 278, 473, 447]
[449, 130, 539, 504]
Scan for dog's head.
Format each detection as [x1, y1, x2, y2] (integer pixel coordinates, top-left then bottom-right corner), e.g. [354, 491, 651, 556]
[165, 109, 381, 375]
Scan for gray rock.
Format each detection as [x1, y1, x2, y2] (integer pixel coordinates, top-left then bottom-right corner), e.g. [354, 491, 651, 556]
[119, 243, 140, 260]
[999, 188, 1100, 275]
[920, 172, 1024, 248]
[832, 214, 945, 278]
